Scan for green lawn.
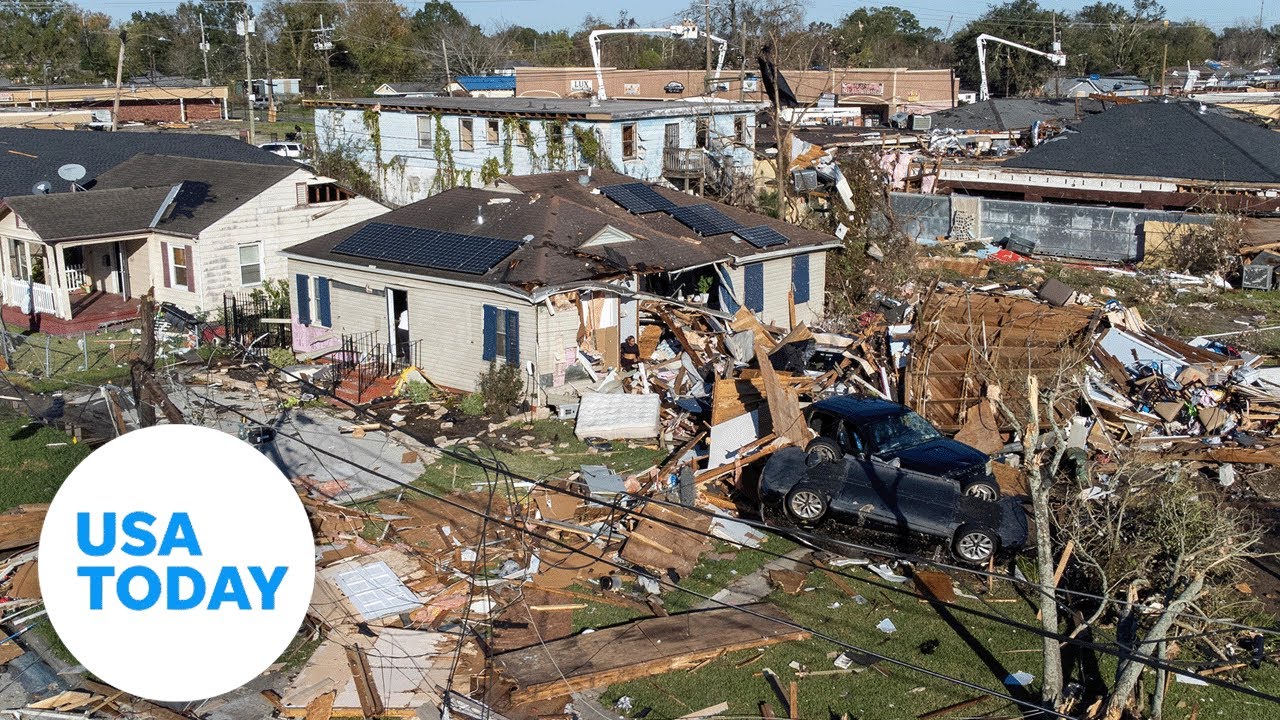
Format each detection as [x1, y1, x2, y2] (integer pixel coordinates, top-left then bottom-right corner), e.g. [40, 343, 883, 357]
[415, 419, 669, 497]
[0, 417, 89, 510]
[3, 323, 138, 392]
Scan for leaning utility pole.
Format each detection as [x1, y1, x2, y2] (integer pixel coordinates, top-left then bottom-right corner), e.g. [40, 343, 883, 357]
[198, 14, 211, 86]
[441, 39, 452, 91]
[111, 29, 126, 131]
[239, 8, 256, 144]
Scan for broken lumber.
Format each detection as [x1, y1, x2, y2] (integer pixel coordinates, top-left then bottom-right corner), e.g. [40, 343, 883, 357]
[494, 604, 809, 703]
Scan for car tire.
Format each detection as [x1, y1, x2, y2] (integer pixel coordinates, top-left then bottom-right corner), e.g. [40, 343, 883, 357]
[786, 487, 828, 524]
[962, 479, 1000, 502]
[805, 437, 843, 464]
[952, 525, 998, 564]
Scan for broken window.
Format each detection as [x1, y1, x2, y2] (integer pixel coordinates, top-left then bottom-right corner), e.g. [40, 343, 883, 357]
[735, 115, 748, 144]
[487, 119, 500, 144]
[459, 118, 474, 151]
[416, 115, 433, 148]
[621, 123, 637, 159]
[306, 182, 355, 205]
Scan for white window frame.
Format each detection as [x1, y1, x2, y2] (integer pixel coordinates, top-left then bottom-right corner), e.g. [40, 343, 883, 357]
[168, 244, 189, 291]
[238, 243, 262, 286]
[416, 115, 433, 149]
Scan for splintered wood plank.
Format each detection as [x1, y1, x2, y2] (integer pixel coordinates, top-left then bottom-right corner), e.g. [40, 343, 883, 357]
[495, 604, 810, 704]
[305, 691, 336, 720]
[344, 646, 383, 718]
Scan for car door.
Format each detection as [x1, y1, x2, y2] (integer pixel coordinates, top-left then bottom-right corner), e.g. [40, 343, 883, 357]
[895, 468, 960, 538]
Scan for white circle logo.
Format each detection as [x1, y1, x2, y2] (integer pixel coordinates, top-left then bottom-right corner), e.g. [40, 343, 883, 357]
[39, 425, 316, 701]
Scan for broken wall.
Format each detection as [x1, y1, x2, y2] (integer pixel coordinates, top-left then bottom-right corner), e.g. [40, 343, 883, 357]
[890, 192, 1216, 261]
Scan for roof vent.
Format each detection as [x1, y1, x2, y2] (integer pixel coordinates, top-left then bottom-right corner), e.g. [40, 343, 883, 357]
[522, 234, 534, 243]
[1198, 103, 1207, 114]
[578, 174, 590, 185]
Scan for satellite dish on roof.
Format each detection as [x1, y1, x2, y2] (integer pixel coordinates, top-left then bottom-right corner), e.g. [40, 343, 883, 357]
[58, 163, 86, 182]
[32, 180, 52, 195]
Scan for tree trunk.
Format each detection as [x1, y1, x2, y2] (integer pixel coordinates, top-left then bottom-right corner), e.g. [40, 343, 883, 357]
[131, 290, 157, 428]
[1022, 375, 1064, 707]
[1103, 574, 1206, 720]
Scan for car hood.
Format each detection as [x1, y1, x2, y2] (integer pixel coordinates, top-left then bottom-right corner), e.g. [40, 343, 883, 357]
[883, 438, 988, 476]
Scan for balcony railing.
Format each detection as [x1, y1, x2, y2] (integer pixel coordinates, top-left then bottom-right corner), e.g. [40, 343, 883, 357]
[64, 265, 87, 290]
[662, 147, 708, 178]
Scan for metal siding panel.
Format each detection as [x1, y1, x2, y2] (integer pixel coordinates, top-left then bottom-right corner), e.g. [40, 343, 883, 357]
[791, 254, 810, 304]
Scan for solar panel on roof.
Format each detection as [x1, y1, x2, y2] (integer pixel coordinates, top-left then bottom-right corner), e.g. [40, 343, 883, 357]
[668, 204, 742, 236]
[735, 225, 789, 249]
[600, 182, 676, 214]
[332, 222, 521, 275]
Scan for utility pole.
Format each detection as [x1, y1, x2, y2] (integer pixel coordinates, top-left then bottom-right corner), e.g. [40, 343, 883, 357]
[239, 8, 255, 144]
[111, 29, 126, 131]
[42, 62, 50, 108]
[198, 14, 211, 86]
[442, 39, 452, 91]
[1161, 42, 1168, 95]
[312, 14, 336, 99]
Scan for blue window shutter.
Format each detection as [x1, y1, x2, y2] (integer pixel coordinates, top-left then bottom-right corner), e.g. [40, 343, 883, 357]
[715, 264, 739, 314]
[295, 273, 310, 325]
[744, 263, 764, 313]
[482, 304, 497, 361]
[316, 277, 332, 327]
[791, 254, 810, 304]
[505, 310, 520, 365]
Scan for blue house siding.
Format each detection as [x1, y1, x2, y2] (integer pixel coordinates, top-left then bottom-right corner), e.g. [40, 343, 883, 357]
[315, 105, 759, 207]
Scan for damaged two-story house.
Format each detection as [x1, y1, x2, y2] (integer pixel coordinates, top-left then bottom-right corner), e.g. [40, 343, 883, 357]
[282, 169, 839, 404]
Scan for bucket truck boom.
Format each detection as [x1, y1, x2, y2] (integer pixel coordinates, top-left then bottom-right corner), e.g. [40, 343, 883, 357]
[589, 22, 728, 100]
[976, 33, 1066, 101]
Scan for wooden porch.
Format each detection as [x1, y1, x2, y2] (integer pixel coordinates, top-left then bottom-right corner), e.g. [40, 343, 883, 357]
[1, 289, 140, 335]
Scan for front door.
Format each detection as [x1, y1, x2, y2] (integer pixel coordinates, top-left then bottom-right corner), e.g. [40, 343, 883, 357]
[386, 288, 409, 365]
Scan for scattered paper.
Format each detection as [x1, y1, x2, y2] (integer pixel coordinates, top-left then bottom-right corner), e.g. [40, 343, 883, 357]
[1004, 671, 1035, 686]
[877, 618, 897, 634]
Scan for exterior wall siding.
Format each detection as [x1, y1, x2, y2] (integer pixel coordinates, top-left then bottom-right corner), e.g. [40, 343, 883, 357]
[194, 170, 387, 313]
[315, 107, 759, 207]
[287, 258, 536, 393]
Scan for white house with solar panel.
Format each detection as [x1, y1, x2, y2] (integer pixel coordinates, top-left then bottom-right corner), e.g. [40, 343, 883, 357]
[281, 169, 839, 402]
[310, 96, 763, 207]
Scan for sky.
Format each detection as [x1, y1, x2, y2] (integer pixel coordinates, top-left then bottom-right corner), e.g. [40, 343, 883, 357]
[96, 0, 1275, 33]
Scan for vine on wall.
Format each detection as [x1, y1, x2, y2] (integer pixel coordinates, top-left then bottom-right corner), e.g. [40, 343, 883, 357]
[572, 125, 615, 172]
[501, 117, 517, 176]
[480, 157, 502, 185]
[430, 114, 457, 194]
[361, 108, 383, 185]
[545, 121, 568, 171]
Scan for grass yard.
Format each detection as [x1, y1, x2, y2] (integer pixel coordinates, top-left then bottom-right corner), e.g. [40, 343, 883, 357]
[0, 416, 89, 510]
[3, 323, 140, 392]
[414, 419, 669, 497]
[594, 556, 1280, 720]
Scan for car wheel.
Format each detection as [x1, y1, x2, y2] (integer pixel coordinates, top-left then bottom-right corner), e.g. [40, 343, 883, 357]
[786, 488, 828, 523]
[952, 525, 997, 564]
[963, 480, 1000, 502]
[805, 437, 843, 464]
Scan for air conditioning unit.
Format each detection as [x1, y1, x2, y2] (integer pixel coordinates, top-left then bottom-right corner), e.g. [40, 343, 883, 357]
[1242, 263, 1275, 290]
[909, 114, 933, 131]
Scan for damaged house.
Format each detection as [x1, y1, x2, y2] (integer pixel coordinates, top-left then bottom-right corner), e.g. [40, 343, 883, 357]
[892, 101, 1280, 262]
[282, 169, 838, 401]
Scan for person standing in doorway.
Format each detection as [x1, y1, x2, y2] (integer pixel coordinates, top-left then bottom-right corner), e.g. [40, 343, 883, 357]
[396, 308, 410, 363]
[621, 335, 640, 370]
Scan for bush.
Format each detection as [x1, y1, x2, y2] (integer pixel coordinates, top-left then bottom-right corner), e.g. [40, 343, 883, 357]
[477, 361, 524, 415]
[267, 347, 296, 370]
[459, 392, 486, 416]
[401, 380, 436, 404]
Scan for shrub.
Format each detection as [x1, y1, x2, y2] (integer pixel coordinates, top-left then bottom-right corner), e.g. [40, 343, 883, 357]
[459, 392, 486, 416]
[267, 347, 296, 370]
[401, 380, 436, 404]
[477, 361, 524, 415]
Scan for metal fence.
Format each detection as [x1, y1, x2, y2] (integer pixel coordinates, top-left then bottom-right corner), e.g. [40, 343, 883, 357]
[331, 331, 422, 399]
[222, 291, 291, 353]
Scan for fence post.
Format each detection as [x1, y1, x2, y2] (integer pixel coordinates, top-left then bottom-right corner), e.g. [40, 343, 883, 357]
[44, 334, 50, 377]
[81, 331, 89, 371]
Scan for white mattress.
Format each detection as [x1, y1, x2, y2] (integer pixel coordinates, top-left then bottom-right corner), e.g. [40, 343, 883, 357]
[574, 392, 662, 440]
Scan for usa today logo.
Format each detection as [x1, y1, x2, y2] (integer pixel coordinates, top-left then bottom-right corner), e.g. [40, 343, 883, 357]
[39, 425, 315, 701]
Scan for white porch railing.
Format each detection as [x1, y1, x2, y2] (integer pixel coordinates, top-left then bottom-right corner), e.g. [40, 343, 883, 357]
[4, 277, 58, 315]
[64, 265, 87, 289]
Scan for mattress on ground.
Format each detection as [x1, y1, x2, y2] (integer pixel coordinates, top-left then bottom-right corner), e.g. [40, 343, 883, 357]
[573, 392, 662, 440]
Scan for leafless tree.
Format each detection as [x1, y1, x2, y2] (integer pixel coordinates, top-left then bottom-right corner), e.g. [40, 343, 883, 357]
[424, 21, 512, 79]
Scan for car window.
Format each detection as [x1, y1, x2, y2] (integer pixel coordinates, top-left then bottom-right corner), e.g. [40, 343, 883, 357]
[863, 411, 941, 455]
[262, 144, 281, 151]
[841, 420, 864, 455]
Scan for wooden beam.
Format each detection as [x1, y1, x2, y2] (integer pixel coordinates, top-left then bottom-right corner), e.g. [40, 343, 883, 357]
[344, 645, 383, 718]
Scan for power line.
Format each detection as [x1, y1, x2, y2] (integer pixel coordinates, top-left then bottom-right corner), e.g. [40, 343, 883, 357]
[180, 366, 1280, 707]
